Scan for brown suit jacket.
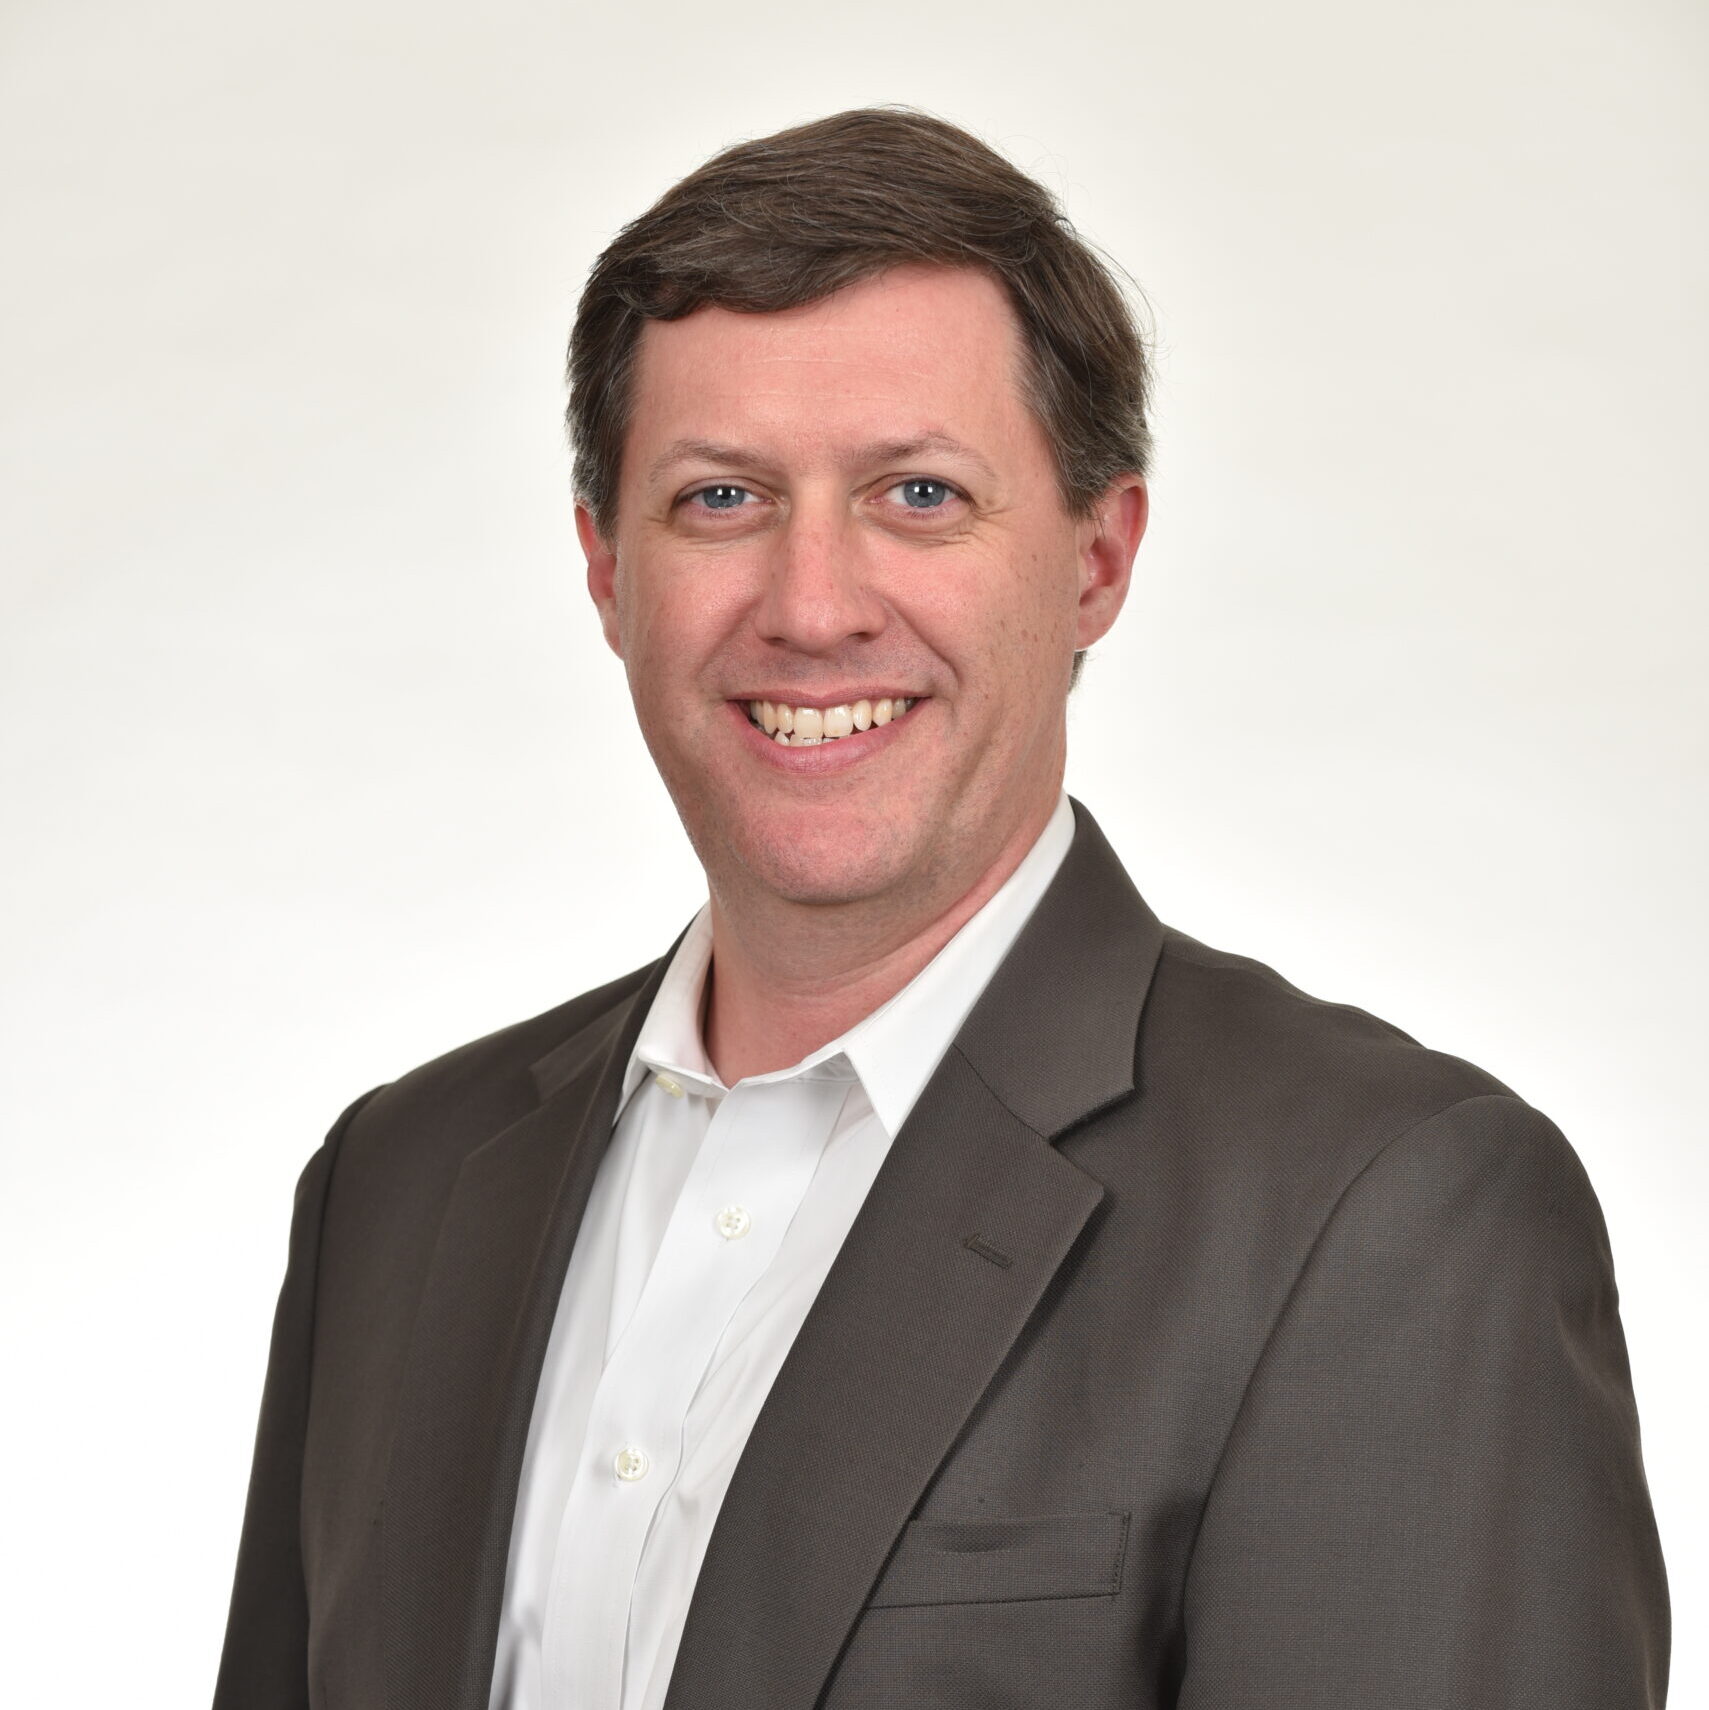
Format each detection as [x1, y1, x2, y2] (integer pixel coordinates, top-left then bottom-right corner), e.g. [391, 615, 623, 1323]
[214, 797, 1670, 1708]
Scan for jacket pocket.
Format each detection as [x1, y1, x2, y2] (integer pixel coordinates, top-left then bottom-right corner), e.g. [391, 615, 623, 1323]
[864, 1509, 1130, 1610]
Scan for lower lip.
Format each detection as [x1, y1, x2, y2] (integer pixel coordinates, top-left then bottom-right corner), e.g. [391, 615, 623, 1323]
[727, 700, 926, 775]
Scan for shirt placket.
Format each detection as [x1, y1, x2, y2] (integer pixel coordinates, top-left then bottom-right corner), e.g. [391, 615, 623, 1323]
[541, 1070, 852, 1709]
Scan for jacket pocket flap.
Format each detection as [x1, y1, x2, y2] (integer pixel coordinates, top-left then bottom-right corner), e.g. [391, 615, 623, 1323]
[866, 1509, 1130, 1609]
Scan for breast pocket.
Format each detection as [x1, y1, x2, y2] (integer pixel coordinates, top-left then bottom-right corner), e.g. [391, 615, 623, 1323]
[865, 1509, 1130, 1610]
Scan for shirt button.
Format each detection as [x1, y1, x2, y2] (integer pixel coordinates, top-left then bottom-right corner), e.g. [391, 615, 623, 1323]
[713, 1204, 752, 1241]
[653, 1072, 685, 1099]
[613, 1445, 650, 1482]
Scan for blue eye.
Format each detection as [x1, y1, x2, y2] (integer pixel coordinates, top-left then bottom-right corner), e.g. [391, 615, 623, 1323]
[693, 484, 751, 511]
[897, 479, 951, 509]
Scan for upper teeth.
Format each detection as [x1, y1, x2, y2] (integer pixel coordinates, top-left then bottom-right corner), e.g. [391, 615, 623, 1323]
[746, 697, 913, 745]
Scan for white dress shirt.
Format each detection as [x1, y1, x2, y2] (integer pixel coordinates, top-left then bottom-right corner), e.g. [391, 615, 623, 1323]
[488, 791, 1075, 1710]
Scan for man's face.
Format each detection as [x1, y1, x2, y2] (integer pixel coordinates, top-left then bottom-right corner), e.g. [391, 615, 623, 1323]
[581, 264, 1143, 917]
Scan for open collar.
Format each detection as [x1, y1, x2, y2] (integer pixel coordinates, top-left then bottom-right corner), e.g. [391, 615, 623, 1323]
[617, 791, 1077, 1138]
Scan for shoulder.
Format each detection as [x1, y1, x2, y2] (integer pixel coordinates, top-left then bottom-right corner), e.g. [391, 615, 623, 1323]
[1124, 922, 1588, 1244]
[321, 956, 659, 1187]
[1147, 921, 1516, 1121]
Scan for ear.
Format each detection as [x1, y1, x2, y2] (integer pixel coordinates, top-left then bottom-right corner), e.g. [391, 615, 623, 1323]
[1074, 476, 1147, 649]
[578, 503, 625, 660]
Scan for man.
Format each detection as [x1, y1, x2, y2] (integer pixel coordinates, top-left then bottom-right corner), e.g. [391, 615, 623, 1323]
[214, 108, 1669, 1709]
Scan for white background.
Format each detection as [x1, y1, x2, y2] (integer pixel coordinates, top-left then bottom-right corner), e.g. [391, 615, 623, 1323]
[2, 0, 1701, 1700]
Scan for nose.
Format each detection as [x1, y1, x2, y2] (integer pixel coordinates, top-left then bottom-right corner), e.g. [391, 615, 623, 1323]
[750, 500, 888, 656]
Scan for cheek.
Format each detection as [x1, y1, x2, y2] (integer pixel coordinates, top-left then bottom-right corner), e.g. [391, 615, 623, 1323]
[616, 550, 760, 713]
[909, 542, 1076, 675]
[1013, 543, 1084, 662]
[617, 552, 715, 655]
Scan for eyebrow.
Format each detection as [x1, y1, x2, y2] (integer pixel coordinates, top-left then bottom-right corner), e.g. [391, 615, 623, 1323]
[646, 432, 998, 485]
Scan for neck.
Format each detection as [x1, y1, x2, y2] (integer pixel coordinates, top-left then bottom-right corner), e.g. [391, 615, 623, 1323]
[701, 788, 1062, 1086]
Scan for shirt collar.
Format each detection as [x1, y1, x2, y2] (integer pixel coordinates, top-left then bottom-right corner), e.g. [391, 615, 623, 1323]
[618, 791, 1076, 1138]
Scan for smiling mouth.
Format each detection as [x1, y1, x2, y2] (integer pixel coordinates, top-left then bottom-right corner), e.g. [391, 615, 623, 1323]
[742, 696, 920, 747]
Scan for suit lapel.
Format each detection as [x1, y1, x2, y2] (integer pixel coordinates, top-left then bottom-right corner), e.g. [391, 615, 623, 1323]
[665, 798, 1165, 1710]
[379, 937, 681, 1710]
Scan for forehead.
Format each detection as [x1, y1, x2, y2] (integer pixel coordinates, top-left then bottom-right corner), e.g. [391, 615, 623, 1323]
[623, 265, 1037, 474]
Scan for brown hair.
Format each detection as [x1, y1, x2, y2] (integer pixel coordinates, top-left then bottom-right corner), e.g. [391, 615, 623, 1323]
[566, 107, 1152, 687]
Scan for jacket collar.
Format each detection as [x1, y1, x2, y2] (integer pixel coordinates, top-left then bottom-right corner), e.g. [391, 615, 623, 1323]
[953, 793, 1163, 1136]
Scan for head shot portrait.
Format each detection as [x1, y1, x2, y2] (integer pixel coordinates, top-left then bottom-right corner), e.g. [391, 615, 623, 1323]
[207, 104, 1671, 1709]
[1, 7, 1697, 1709]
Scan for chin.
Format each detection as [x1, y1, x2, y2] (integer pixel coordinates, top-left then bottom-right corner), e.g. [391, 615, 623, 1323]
[726, 819, 912, 908]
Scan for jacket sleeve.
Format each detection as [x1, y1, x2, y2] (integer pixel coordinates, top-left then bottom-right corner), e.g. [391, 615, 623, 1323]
[212, 1088, 384, 1710]
[1177, 1093, 1670, 1709]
